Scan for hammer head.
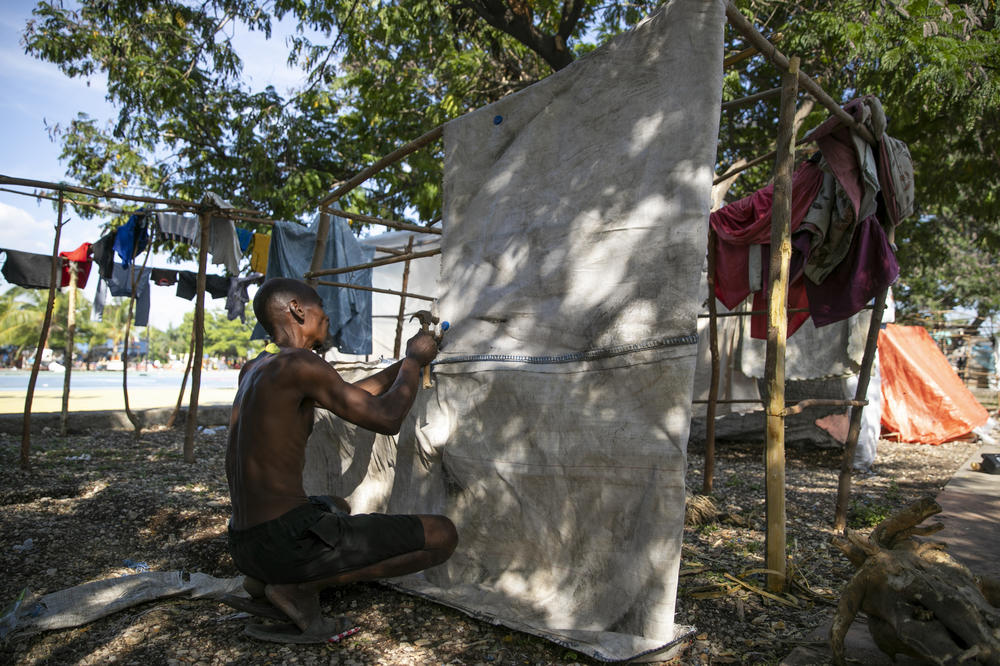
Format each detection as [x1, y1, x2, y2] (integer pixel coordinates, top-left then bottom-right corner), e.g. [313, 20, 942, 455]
[409, 310, 439, 330]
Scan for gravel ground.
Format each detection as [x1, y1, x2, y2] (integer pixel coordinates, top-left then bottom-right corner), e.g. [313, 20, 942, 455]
[0, 425, 985, 665]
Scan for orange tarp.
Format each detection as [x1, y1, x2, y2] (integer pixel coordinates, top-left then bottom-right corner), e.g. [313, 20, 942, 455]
[879, 323, 989, 445]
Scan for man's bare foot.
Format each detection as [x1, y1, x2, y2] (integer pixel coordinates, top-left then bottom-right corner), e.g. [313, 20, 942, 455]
[264, 583, 352, 637]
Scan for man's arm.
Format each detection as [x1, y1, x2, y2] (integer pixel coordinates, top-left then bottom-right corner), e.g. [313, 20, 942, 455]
[297, 331, 437, 435]
[353, 360, 404, 396]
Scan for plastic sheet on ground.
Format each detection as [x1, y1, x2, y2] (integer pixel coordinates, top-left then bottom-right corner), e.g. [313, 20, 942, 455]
[1, 571, 244, 639]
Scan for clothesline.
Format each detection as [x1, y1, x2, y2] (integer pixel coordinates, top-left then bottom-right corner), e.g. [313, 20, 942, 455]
[0, 174, 267, 218]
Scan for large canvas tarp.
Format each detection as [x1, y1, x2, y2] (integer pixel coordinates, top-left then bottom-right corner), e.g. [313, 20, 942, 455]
[879, 323, 989, 444]
[303, 1, 726, 661]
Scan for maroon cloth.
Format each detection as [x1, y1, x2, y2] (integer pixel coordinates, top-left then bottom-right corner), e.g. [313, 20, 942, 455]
[806, 98, 869, 220]
[710, 161, 825, 337]
[59, 242, 93, 288]
[710, 160, 898, 338]
[805, 215, 899, 327]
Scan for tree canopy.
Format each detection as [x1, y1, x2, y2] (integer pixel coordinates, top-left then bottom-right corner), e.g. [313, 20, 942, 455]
[20, 0, 1000, 320]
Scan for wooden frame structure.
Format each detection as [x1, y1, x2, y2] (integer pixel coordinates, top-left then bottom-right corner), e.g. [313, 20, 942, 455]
[0, 174, 271, 468]
[2, 2, 891, 602]
[301, 1, 893, 598]
[699, 3, 890, 592]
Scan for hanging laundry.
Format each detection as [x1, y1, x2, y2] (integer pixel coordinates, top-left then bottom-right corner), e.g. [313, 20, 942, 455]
[176, 271, 197, 300]
[249, 233, 270, 274]
[236, 228, 253, 253]
[711, 161, 826, 338]
[206, 275, 229, 299]
[176, 271, 229, 300]
[113, 211, 149, 267]
[251, 215, 373, 354]
[155, 212, 200, 245]
[2, 249, 54, 289]
[92, 278, 107, 322]
[804, 215, 899, 326]
[877, 135, 915, 228]
[802, 97, 883, 284]
[90, 231, 117, 280]
[150, 268, 178, 286]
[108, 264, 152, 327]
[226, 272, 264, 323]
[59, 242, 93, 288]
[209, 217, 242, 275]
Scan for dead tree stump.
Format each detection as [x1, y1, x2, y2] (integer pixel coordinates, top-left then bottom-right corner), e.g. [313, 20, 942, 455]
[830, 496, 1000, 665]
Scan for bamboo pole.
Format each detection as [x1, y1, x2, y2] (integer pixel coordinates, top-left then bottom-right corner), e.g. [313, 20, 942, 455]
[306, 212, 332, 288]
[393, 237, 415, 359]
[763, 56, 800, 594]
[697, 304, 872, 318]
[317, 125, 444, 208]
[834, 289, 889, 530]
[183, 213, 211, 463]
[0, 176, 271, 222]
[167, 327, 197, 430]
[321, 207, 442, 236]
[721, 87, 782, 111]
[723, 3, 876, 145]
[122, 239, 153, 438]
[59, 262, 78, 437]
[21, 192, 65, 470]
[315, 280, 434, 302]
[0, 174, 199, 209]
[305, 248, 441, 279]
[703, 229, 720, 494]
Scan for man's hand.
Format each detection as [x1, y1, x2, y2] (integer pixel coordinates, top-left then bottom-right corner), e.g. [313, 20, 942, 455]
[405, 330, 439, 367]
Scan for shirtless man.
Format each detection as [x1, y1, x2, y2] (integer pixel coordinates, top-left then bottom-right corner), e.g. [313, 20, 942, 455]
[225, 277, 458, 643]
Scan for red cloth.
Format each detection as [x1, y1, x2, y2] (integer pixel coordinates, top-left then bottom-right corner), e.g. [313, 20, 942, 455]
[710, 162, 825, 337]
[59, 242, 93, 288]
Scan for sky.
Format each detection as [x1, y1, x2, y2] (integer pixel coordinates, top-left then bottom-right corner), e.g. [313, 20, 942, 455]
[0, 1, 314, 329]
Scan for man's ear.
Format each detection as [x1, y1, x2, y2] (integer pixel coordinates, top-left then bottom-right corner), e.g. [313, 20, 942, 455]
[287, 298, 306, 324]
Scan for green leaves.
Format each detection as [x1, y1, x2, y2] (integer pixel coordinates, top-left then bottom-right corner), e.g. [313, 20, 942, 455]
[18, 0, 1000, 320]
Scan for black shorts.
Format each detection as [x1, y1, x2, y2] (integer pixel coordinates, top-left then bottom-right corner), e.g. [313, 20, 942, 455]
[228, 496, 425, 584]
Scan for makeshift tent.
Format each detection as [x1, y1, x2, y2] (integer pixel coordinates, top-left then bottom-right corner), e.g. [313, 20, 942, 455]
[303, 0, 726, 661]
[879, 323, 989, 445]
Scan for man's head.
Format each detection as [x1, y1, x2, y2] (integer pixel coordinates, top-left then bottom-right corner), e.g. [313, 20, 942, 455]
[253, 278, 330, 350]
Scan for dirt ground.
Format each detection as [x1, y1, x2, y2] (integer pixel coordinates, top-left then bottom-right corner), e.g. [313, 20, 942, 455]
[0, 426, 984, 665]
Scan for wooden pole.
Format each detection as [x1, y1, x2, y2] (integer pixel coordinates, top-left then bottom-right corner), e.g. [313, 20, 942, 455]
[59, 262, 78, 436]
[167, 327, 197, 430]
[763, 56, 800, 593]
[703, 229, 720, 494]
[306, 212, 332, 287]
[183, 213, 211, 462]
[21, 192, 65, 469]
[315, 280, 434, 301]
[721, 87, 782, 111]
[393, 237, 415, 359]
[317, 125, 444, 208]
[834, 289, 889, 530]
[723, 2, 875, 145]
[320, 207, 442, 236]
[305, 248, 441, 279]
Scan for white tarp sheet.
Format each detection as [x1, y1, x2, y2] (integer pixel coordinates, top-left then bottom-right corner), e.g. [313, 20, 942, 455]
[306, 1, 725, 661]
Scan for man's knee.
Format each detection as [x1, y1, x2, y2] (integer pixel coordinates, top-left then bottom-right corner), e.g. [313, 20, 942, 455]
[420, 515, 458, 561]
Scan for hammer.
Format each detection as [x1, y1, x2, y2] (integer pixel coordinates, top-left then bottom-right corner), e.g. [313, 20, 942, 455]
[410, 310, 439, 388]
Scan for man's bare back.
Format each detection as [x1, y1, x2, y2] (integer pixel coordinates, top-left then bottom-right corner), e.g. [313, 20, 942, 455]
[225, 278, 457, 643]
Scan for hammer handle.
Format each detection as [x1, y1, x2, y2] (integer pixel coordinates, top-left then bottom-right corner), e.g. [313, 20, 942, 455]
[422, 365, 432, 389]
